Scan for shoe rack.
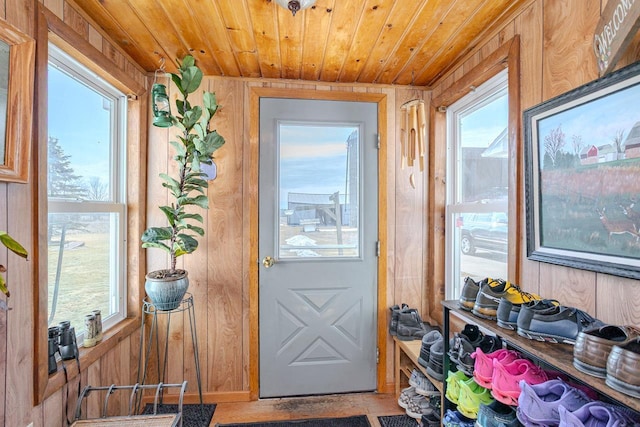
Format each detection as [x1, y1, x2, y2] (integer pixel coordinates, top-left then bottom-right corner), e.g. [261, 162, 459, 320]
[394, 337, 444, 417]
[441, 300, 640, 414]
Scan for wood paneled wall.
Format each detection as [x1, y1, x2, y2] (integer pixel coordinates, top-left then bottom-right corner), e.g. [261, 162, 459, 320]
[428, 0, 640, 327]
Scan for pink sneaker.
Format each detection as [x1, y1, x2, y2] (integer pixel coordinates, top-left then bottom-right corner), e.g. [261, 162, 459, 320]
[491, 358, 548, 406]
[471, 348, 519, 389]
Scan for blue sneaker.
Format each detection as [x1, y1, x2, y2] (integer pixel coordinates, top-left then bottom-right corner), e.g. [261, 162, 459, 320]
[477, 400, 520, 427]
[443, 409, 474, 427]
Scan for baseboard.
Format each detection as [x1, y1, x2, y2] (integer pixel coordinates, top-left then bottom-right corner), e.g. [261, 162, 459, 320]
[142, 390, 252, 405]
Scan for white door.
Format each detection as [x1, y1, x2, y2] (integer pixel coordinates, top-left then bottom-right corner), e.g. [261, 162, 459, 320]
[259, 97, 378, 398]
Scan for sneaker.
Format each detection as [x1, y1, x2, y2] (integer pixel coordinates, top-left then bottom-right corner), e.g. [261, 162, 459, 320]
[449, 324, 483, 365]
[406, 394, 434, 420]
[412, 370, 439, 396]
[418, 330, 443, 368]
[473, 278, 541, 320]
[606, 336, 640, 399]
[574, 324, 640, 378]
[497, 297, 559, 330]
[426, 336, 445, 381]
[558, 401, 639, 427]
[517, 305, 604, 345]
[472, 348, 519, 389]
[476, 400, 520, 427]
[457, 334, 502, 376]
[446, 369, 470, 404]
[421, 411, 441, 427]
[398, 385, 418, 409]
[443, 409, 475, 427]
[459, 277, 483, 312]
[516, 379, 592, 426]
[491, 357, 548, 406]
[457, 377, 494, 420]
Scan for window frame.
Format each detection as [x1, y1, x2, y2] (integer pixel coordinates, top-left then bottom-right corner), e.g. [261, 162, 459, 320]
[47, 44, 128, 331]
[445, 70, 509, 300]
[35, 4, 147, 404]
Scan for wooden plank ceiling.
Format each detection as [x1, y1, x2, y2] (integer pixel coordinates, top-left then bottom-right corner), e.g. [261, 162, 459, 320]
[72, 0, 526, 87]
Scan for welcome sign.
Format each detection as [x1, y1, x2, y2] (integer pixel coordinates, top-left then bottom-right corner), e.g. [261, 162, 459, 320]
[593, 0, 640, 75]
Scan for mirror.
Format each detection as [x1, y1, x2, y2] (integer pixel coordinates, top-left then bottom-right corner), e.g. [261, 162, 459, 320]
[0, 18, 35, 183]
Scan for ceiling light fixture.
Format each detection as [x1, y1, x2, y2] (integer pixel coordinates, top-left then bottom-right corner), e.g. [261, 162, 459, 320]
[275, 0, 316, 16]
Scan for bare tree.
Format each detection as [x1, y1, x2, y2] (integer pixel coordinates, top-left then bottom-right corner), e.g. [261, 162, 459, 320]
[85, 177, 108, 201]
[571, 134, 583, 157]
[612, 129, 625, 157]
[544, 125, 565, 167]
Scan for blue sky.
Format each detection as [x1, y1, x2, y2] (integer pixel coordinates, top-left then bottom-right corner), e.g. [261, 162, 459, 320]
[279, 124, 356, 208]
[48, 65, 111, 182]
[537, 81, 640, 156]
[460, 94, 508, 148]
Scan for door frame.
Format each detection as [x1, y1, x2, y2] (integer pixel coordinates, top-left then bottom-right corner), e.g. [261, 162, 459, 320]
[248, 87, 388, 399]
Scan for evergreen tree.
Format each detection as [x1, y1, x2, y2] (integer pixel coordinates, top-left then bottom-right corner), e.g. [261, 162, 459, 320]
[47, 136, 86, 198]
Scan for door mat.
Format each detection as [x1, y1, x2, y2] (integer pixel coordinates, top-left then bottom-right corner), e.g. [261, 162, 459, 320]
[378, 415, 417, 427]
[142, 403, 216, 427]
[216, 415, 370, 427]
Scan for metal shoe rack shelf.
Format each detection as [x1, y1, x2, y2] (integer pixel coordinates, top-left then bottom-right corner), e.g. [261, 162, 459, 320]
[441, 300, 640, 414]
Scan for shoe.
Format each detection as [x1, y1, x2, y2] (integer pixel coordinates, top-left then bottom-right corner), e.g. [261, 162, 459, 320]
[473, 278, 541, 320]
[516, 378, 592, 426]
[397, 385, 418, 409]
[409, 368, 439, 396]
[421, 411, 441, 427]
[491, 357, 548, 406]
[476, 400, 520, 427]
[574, 324, 640, 378]
[443, 409, 475, 427]
[558, 401, 639, 427]
[406, 394, 434, 420]
[606, 336, 640, 399]
[445, 369, 470, 404]
[449, 324, 483, 366]
[397, 307, 430, 341]
[517, 305, 604, 345]
[459, 277, 482, 312]
[471, 348, 519, 389]
[388, 303, 408, 336]
[418, 330, 443, 368]
[497, 297, 559, 330]
[457, 334, 501, 376]
[457, 376, 494, 420]
[426, 336, 445, 381]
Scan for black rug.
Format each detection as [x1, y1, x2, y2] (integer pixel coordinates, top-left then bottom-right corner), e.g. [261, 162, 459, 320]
[216, 415, 370, 427]
[378, 415, 417, 427]
[142, 403, 216, 427]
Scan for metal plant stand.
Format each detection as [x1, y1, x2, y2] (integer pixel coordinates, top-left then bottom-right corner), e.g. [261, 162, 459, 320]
[137, 293, 203, 411]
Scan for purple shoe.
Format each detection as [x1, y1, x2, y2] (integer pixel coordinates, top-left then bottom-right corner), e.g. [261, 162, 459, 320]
[517, 379, 592, 426]
[558, 401, 638, 426]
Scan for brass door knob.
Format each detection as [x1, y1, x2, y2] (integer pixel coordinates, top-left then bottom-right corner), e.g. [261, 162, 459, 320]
[262, 256, 276, 268]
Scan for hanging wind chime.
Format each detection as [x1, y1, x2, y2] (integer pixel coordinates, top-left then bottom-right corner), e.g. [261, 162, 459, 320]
[400, 99, 427, 188]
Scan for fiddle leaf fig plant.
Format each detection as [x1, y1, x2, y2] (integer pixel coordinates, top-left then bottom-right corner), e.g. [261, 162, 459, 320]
[0, 231, 28, 311]
[141, 55, 225, 278]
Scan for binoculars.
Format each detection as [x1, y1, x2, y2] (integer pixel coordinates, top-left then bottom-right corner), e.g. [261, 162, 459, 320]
[48, 320, 79, 375]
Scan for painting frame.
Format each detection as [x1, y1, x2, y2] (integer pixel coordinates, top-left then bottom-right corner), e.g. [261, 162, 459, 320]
[524, 61, 640, 279]
[0, 18, 35, 183]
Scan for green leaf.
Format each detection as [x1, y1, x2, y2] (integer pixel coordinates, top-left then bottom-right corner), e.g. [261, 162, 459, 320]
[141, 227, 173, 243]
[141, 242, 171, 252]
[182, 107, 202, 129]
[203, 92, 219, 117]
[0, 232, 28, 258]
[178, 194, 209, 209]
[181, 66, 203, 94]
[159, 206, 178, 225]
[179, 55, 195, 70]
[186, 224, 205, 236]
[176, 99, 185, 116]
[169, 141, 187, 157]
[203, 131, 225, 153]
[170, 73, 185, 97]
[180, 213, 204, 223]
[0, 275, 7, 297]
[176, 233, 199, 253]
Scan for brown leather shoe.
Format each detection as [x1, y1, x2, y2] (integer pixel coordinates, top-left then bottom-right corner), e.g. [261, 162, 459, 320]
[606, 336, 640, 398]
[573, 325, 640, 378]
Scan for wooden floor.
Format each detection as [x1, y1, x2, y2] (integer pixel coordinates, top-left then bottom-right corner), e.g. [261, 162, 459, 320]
[209, 392, 406, 426]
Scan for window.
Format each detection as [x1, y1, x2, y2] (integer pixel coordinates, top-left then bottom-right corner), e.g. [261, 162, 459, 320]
[445, 70, 509, 300]
[47, 44, 127, 336]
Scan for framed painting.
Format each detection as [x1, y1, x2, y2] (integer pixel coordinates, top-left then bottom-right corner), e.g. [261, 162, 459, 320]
[524, 61, 640, 279]
[0, 18, 35, 183]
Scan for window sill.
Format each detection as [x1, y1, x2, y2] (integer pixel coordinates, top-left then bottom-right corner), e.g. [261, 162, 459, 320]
[43, 317, 140, 401]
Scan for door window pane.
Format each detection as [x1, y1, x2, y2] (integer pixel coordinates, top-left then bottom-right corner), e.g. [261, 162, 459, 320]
[278, 124, 360, 258]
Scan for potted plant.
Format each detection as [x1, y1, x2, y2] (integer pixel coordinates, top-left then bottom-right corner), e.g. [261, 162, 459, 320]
[141, 55, 225, 310]
[0, 231, 28, 311]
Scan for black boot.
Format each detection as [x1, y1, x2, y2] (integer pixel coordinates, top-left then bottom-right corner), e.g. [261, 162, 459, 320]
[388, 303, 408, 336]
